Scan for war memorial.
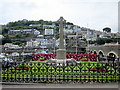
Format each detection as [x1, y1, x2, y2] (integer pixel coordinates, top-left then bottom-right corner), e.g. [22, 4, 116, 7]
[1, 17, 120, 86]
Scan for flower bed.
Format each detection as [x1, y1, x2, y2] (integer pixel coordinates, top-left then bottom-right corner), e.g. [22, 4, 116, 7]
[32, 54, 97, 61]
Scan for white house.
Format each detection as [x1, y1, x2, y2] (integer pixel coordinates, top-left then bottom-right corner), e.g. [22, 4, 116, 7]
[43, 24, 55, 28]
[45, 29, 54, 35]
[73, 25, 81, 32]
[34, 30, 40, 35]
[11, 52, 19, 56]
[64, 29, 73, 34]
[66, 25, 73, 29]
[85, 30, 98, 41]
[8, 29, 36, 34]
[116, 32, 120, 38]
[4, 43, 19, 49]
[100, 32, 112, 38]
[39, 39, 47, 48]
[26, 40, 40, 47]
[0, 35, 4, 39]
[37, 35, 44, 38]
[29, 24, 41, 27]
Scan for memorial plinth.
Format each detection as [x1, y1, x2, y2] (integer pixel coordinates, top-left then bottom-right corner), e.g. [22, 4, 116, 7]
[50, 17, 73, 65]
[56, 49, 66, 64]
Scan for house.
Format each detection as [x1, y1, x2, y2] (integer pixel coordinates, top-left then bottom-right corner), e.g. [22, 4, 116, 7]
[0, 25, 6, 29]
[37, 35, 44, 38]
[34, 30, 40, 35]
[77, 29, 101, 41]
[35, 35, 47, 48]
[0, 35, 4, 39]
[43, 24, 56, 28]
[45, 29, 54, 35]
[22, 19, 28, 22]
[73, 25, 81, 32]
[8, 29, 36, 34]
[29, 24, 42, 27]
[26, 40, 40, 47]
[4, 43, 19, 49]
[66, 38, 86, 54]
[100, 32, 112, 38]
[64, 29, 73, 34]
[66, 25, 73, 29]
[11, 52, 19, 56]
[67, 34, 82, 39]
[85, 30, 98, 41]
[116, 32, 120, 38]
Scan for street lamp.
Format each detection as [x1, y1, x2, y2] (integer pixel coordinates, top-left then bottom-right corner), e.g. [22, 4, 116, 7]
[53, 37, 56, 54]
[76, 32, 78, 54]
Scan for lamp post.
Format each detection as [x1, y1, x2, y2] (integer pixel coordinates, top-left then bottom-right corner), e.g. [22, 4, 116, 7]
[53, 37, 56, 54]
[76, 32, 78, 54]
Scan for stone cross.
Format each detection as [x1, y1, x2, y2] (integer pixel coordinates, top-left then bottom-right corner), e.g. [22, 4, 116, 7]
[57, 17, 66, 49]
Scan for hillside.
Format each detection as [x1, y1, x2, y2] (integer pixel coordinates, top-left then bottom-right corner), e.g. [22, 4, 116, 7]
[1, 19, 74, 46]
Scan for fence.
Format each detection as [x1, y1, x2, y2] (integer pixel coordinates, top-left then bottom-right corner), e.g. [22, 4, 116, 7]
[1, 60, 120, 84]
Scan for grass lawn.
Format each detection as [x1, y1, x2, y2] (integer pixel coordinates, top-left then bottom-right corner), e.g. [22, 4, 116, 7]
[30, 60, 48, 63]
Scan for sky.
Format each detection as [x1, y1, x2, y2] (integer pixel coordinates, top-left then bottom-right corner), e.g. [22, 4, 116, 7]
[0, 0, 119, 32]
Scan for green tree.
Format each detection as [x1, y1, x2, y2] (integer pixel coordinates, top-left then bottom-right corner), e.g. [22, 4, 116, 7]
[16, 33, 22, 38]
[2, 28, 9, 34]
[96, 38, 113, 45]
[88, 40, 96, 44]
[2, 36, 12, 45]
[96, 39, 105, 45]
[103, 27, 111, 33]
[66, 22, 74, 25]
[12, 41, 22, 46]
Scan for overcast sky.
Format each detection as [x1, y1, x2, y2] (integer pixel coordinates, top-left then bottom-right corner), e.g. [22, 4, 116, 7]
[0, 0, 119, 32]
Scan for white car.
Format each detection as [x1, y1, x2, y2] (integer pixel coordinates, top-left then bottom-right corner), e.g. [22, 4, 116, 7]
[3, 58, 14, 63]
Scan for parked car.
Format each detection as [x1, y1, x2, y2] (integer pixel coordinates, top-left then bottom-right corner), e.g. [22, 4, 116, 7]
[1, 56, 15, 68]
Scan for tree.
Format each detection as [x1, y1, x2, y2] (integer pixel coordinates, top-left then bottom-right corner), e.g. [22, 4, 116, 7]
[12, 41, 22, 46]
[96, 38, 113, 45]
[103, 27, 111, 33]
[66, 22, 74, 25]
[16, 33, 22, 38]
[88, 40, 96, 44]
[2, 36, 12, 45]
[96, 39, 105, 45]
[2, 28, 9, 34]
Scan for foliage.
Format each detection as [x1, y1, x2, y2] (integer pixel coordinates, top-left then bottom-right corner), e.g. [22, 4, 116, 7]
[7, 20, 54, 27]
[66, 22, 74, 25]
[39, 58, 45, 61]
[15, 33, 30, 38]
[31, 60, 48, 63]
[88, 40, 96, 44]
[96, 38, 113, 45]
[103, 27, 111, 33]
[81, 38, 86, 41]
[2, 35, 12, 45]
[2, 28, 9, 34]
[12, 40, 26, 46]
[87, 38, 118, 45]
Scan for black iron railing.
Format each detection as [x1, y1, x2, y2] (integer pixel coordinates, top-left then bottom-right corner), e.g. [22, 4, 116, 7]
[1, 60, 120, 84]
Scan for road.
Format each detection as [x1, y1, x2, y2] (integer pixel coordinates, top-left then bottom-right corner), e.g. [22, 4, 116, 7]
[2, 82, 119, 88]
